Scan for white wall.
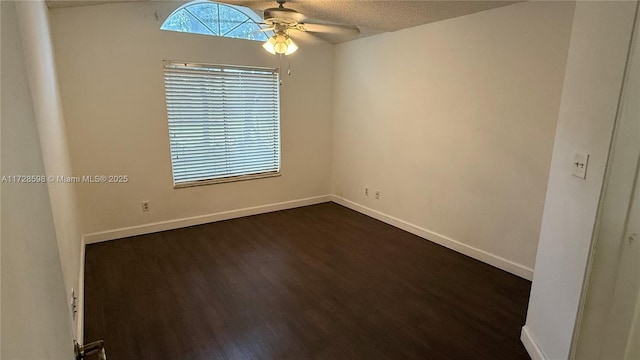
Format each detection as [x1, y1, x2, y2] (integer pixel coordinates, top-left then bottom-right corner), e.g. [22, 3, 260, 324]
[573, 7, 639, 358]
[1, 1, 74, 357]
[14, 0, 83, 338]
[332, 1, 575, 278]
[49, 1, 334, 237]
[521, 1, 638, 359]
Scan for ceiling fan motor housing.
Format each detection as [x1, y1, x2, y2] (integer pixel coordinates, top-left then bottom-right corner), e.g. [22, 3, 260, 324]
[263, 7, 305, 25]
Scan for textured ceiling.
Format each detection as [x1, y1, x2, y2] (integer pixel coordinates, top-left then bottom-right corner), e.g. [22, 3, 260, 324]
[46, 0, 520, 43]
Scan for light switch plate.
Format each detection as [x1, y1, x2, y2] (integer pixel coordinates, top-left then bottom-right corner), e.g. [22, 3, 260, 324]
[572, 153, 589, 179]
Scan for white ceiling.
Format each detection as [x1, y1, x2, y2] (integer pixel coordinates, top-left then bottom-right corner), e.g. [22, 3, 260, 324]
[46, 0, 520, 43]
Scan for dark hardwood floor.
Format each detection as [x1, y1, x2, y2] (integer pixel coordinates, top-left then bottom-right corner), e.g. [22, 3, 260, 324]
[84, 202, 531, 360]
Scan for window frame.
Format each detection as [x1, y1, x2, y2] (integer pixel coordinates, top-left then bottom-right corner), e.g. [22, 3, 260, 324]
[163, 60, 282, 189]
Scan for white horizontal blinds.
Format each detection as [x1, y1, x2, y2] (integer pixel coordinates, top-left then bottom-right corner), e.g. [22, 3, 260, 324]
[164, 62, 280, 186]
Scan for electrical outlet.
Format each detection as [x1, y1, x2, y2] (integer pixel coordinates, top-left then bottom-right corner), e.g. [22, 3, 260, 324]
[142, 201, 150, 212]
[375, 191, 380, 200]
[365, 187, 369, 196]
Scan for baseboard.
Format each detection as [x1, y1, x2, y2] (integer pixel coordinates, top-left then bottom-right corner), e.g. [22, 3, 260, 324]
[82, 194, 531, 277]
[521, 326, 548, 360]
[331, 195, 534, 280]
[83, 195, 332, 244]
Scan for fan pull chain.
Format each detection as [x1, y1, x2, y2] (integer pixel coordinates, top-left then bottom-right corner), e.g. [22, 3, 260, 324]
[277, 54, 292, 85]
[279, 54, 283, 85]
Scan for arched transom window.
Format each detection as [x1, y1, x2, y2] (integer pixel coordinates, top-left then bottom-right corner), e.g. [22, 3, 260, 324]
[161, 1, 270, 41]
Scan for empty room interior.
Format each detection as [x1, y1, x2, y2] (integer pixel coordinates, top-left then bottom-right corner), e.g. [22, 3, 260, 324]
[2, 0, 639, 359]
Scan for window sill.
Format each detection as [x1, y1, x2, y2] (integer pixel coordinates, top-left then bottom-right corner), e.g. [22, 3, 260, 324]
[173, 172, 281, 189]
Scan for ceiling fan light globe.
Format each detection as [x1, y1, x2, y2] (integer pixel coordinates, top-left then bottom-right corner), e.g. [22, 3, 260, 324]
[262, 30, 297, 56]
[263, 35, 278, 54]
[262, 40, 276, 55]
[274, 42, 288, 54]
[273, 33, 290, 54]
[284, 38, 298, 55]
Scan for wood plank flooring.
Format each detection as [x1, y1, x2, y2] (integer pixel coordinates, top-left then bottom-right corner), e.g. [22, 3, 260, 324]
[84, 202, 531, 360]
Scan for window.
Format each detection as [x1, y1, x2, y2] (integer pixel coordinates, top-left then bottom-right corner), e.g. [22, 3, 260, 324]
[161, 1, 271, 42]
[163, 61, 281, 188]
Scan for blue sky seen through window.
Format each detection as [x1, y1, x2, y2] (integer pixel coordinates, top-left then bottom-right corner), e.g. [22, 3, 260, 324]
[161, 1, 269, 41]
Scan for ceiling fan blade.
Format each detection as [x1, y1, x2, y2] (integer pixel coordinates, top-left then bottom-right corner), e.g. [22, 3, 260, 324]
[254, 26, 275, 33]
[299, 22, 360, 36]
[251, 26, 275, 34]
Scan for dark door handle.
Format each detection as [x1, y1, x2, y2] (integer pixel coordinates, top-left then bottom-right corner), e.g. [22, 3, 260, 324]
[74, 340, 106, 360]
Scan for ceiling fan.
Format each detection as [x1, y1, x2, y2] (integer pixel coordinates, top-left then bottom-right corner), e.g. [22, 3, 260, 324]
[257, 0, 360, 55]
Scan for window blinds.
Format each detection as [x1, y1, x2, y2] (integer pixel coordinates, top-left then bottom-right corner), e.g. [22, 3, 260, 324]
[163, 62, 280, 187]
